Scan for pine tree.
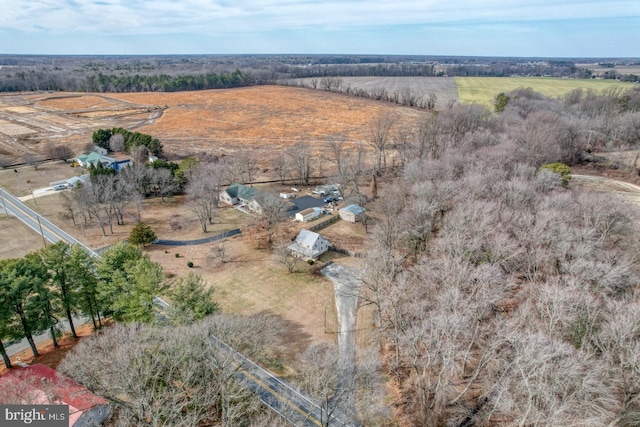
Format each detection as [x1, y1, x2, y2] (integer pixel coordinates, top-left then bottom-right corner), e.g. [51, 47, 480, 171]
[129, 221, 157, 247]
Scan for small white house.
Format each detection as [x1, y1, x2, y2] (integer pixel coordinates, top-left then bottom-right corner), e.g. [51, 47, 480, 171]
[295, 207, 323, 223]
[288, 229, 330, 259]
[339, 204, 365, 223]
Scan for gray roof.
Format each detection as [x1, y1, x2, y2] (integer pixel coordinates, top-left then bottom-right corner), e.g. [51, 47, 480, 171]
[296, 229, 322, 248]
[340, 204, 365, 215]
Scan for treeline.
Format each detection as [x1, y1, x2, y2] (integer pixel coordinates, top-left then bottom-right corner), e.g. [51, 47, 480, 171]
[2, 54, 635, 93]
[0, 69, 254, 93]
[358, 87, 640, 424]
[83, 69, 251, 92]
[281, 76, 440, 109]
[92, 127, 162, 156]
[0, 241, 217, 368]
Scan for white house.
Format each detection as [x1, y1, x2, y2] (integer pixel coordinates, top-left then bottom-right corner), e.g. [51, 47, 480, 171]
[219, 183, 258, 207]
[339, 204, 365, 223]
[288, 229, 330, 259]
[295, 207, 323, 223]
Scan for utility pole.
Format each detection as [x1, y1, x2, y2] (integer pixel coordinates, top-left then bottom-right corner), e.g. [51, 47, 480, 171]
[36, 215, 47, 248]
[0, 191, 8, 218]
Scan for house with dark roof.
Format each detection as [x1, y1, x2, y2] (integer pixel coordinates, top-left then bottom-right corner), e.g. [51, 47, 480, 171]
[0, 363, 112, 426]
[219, 183, 258, 206]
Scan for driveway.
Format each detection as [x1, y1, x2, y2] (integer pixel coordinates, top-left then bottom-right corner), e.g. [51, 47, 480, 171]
[287, 195, 326, 217]
[321, 263, 362, 408]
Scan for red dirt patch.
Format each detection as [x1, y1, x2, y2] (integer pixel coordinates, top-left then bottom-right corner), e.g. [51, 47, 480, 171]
[0, 323, 95, 376]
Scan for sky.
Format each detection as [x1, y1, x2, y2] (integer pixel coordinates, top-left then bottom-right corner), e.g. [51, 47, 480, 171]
[0, 0, 639, 57]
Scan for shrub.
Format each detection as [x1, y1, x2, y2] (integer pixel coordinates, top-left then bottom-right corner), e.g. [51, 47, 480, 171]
[307, 259, 314, 265]
[187, 261, 194, 268]
[539, 162, 571, 187]
[175, 253, 180, 258]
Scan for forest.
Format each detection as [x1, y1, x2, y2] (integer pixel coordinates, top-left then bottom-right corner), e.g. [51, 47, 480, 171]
[356, 86, 640, 424]
[0, 54, 636, 93]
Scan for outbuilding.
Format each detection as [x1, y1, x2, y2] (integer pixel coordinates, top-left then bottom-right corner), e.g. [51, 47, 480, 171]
[339, 204, 365, 223]
[295, 207, 323, 222]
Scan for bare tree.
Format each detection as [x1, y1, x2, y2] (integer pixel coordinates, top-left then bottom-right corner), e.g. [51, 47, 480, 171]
[368, 114, 396, 172]
[325, 135, 347, 176]
[254, 193, 291, 246]
[286, 140, 313, 186]
[274, 242, 299, 273]
[59, 316, 286, 427]
[53, 145, 75, 162]
[186, 162, 224, 232]
[130, 144, 150, 164]
[270, 155, 290, 184]
[22, 152, 43, 170]
[212, 237, 230, 264]
[109, 133, 125, 152]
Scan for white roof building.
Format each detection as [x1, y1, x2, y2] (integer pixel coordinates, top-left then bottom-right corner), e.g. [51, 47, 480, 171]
[288, 229, 330, 259]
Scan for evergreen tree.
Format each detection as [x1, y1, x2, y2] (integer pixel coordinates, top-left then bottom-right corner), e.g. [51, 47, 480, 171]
[0, 255, 51, 357]
[39, 242, 78, 338]
[129, 221, 157, 247]
[67, 246, 102, 330]
[98, 243, 165, 323]
[167, 273, 219, 325]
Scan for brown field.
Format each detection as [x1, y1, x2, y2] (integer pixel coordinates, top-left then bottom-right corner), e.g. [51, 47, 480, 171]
[109, 85, 427, 158]
[0, 86, 428, 166]
[576, 63, 640, 76]
[35, 95, 132, 111]
[0, 216, 45, 259]
[293, 76, 459, 110]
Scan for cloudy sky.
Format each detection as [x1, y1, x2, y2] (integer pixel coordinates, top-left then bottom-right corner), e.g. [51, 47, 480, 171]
[1, 0, 639, 57]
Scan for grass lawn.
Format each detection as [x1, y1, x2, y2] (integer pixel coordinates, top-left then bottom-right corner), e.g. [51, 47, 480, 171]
[455, 77, 636, 107]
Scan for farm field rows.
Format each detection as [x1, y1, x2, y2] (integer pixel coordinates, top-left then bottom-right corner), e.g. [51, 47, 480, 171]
[455, 76, 636, 106]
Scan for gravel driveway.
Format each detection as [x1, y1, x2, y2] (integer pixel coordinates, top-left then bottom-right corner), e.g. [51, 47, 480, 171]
[321, 263, 362, 404]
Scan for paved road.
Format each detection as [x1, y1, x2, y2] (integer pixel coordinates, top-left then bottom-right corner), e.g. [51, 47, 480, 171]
[212, 335, 357, 427]
[0, 187, 98, 257]
[6, 315, 88, 356]
[0, 187, 359, 426]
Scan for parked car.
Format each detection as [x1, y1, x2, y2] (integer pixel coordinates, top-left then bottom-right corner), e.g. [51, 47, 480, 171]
[323, 196, 337, 203]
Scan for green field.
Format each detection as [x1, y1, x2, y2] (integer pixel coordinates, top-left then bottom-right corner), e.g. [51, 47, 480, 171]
[455, 77, 636, 107]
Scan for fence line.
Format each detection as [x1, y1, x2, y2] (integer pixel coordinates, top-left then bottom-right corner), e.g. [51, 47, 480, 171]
[329, 245, 365, 258]
[307, 214, 339, 232]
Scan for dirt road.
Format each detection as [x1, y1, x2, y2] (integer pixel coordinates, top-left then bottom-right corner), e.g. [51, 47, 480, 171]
[572, 174, 640, 205]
